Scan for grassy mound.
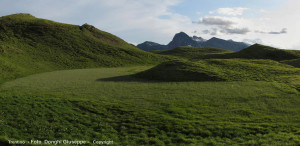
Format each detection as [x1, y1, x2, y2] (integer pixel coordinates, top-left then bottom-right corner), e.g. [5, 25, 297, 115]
[136, 59, 224, 81]
[153, 46, 233, 60]
[152, 44, 300, 62]
[0, 13, 165, 82]
[222, 44, 300, 61]
[1, 67, 300, 145]
[281, 58, 300, 68]
[136, 59, 300, 90]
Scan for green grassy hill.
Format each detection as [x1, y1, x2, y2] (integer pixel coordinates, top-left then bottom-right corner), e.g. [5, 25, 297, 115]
[136, 59, 300, 90]
[0, 13, 165, 82]
[221, 44, 300, 61]
[154, 45, 300, 63]
[153, 46, 233, 60]
[281, 58, 300, 68]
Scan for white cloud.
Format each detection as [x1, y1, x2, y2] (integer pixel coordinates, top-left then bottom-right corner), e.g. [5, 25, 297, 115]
[89, 0, 194, 44]
[221, 28, 250, 35]
[194, 16, 251, 35]
[259, 9, 267, 13]
[209, 7, 248, 16]
[257, 0, 300, 49]
[193, 1, 300, 49]
[194, 16, 235, 27]
[236, 0, 300, 49]
[255, 28, 287, 34]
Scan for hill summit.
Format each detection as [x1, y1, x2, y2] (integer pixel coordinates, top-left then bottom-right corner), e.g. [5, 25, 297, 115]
[231, 44, 300, 61]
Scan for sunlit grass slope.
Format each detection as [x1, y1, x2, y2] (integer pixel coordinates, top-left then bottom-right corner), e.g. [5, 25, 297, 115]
[136, 59, 300, 90]
[0, 67, 300, 145]
[152, 45, 300, 64]
[153, 46, 233, 60]
[229, 44, 300, 61]
[0, 13, 165, 83]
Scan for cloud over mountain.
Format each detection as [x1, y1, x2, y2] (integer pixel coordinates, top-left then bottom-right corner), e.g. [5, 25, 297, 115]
[221, 28, 251, 34]
[194, 16, 250, 35]
[209, 7, 248, 16]
[255, 28, 287, 34]
[193, 16, 235, 27]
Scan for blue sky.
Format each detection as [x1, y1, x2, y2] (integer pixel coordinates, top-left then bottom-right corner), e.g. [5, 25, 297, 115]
[0, 0, 299, 49]
[171, 0, 287, 19]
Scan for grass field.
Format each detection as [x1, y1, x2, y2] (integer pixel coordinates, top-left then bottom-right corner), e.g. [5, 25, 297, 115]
[1, 66, 300, 145]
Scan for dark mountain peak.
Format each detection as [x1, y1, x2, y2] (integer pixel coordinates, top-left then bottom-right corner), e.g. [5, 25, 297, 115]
[140, 41, 161, 46]
[137, 41, 168, 51]
[173, 32, 190, 40]
[208, 37, 222, 41]
[137, 31, 250, 52]
[204, 37, 249, 51]
[168, 32, 197, 49]
[177, 31, 188, 35]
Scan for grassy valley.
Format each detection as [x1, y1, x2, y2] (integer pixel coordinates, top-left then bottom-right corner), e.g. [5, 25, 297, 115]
[0, 13, 300, 145]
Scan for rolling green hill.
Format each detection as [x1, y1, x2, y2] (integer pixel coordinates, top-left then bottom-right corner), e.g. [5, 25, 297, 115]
[154, 44, 300, 63]
[136, 59, 300, 90]
[153, 46, 233, 60]
[217, 44, 300, 61]
[0, 13, 165, 82]
[281, 58, 300, 68]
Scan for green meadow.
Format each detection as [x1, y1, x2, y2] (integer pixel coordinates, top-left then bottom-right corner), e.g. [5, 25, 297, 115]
[1, 67, 300, 145]
[1, 13, 300, 145]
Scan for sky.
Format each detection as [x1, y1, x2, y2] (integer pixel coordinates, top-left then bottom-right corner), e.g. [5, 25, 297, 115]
[0, 0, 299, 50]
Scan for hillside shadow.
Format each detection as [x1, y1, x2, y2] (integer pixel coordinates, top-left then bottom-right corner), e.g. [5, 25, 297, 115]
[96, 75, 156, 82]
[97, 75, 223, 83]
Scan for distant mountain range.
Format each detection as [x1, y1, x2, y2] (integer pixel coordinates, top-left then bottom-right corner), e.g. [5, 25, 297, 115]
[137, 32, 250, 52]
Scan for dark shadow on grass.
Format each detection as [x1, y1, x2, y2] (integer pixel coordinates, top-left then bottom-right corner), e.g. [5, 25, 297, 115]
[96, 75, 158, 82]
[97, 74, 226, 83]
[97, 74, 230, 83]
